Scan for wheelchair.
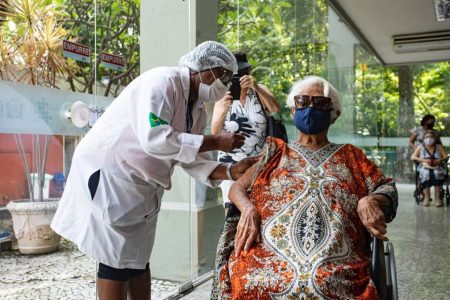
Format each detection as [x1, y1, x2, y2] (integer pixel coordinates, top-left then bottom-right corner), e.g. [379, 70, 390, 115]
[413, 160, 450, 206]
[371, 238, 398, 300]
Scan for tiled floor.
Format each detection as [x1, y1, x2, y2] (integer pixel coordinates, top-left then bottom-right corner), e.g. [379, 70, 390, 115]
[1, 184, 449, 299]
[0, 239, 179, 300]
[388, 184, 450, 300]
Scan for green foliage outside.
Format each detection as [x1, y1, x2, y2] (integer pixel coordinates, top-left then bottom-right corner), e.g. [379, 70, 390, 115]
[0, 0, 140, 97]
[1, 0, 449, 136]
[218, 0, 328, 124]
[217, 0, 450, 140]
[354, 47, 450, 137]
[63, 0, 140, 96]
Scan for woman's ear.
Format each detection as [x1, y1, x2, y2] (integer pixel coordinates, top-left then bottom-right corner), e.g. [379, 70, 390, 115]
[331, 110, 341, 124]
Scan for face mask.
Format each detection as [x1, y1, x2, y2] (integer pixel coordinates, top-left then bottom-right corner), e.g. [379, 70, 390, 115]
[424, 137, 434, 145]
[198, 71, 229, 103]
[293, 107, 330, 135]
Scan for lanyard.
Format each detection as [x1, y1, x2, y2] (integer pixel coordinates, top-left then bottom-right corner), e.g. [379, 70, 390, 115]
[186, 101, 193, 133]
[424, 145, 436, 158]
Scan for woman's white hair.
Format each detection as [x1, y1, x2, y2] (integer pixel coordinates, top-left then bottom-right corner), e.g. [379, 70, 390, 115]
[286, 76, 342, 122]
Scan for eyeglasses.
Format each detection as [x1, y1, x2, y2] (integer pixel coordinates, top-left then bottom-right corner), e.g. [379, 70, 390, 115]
[212, 68, 233, 86]
[294, 95, 333, 111]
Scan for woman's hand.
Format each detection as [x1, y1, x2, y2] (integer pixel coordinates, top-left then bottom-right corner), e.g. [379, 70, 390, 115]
[234, 204, 261, 256]
[240, 75, 258, 91]
[357, 196, 388, 241]
[216, 92, 233, 116]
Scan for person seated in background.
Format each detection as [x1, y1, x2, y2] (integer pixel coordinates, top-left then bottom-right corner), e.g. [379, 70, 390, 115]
[211, 52, 280, 213]
[409, 114, 441, 151]
[411, 130, 448, 207]
[211, 76, 398, 300]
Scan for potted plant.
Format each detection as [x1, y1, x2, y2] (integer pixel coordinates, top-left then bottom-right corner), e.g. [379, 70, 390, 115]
[1, 0, 74, 254]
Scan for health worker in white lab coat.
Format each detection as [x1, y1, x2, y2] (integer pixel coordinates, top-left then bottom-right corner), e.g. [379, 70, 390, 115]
[51, 41, 256, 300]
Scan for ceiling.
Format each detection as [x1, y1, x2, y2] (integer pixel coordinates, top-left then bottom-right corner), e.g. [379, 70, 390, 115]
[328, 0, 450, 65]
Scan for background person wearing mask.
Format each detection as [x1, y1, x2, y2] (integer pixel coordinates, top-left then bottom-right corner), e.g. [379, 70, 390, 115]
[210, 52, 280, 212]
[411, 130, 448, 207]
[409, 114, 441, 151]
[51, 41, 257, 300]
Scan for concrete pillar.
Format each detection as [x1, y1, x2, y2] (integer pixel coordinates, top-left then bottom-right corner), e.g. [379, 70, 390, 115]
[140, 0, 218, 72]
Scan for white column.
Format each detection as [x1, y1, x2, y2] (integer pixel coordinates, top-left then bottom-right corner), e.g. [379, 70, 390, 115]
[141, 0, 221, 282]
[140, 0, 218, 72]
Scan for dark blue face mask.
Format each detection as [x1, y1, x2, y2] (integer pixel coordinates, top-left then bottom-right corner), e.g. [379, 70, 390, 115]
[293, 107, 331, 135]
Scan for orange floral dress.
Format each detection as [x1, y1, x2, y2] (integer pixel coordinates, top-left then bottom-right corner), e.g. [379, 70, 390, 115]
[211, 138, 397, 300]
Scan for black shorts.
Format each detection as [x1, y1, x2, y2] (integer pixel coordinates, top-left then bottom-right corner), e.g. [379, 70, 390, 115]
[97, 262, 149, 282]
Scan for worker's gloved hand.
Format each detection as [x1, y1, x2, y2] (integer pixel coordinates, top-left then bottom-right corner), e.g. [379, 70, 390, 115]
[215, 133, 245, 152]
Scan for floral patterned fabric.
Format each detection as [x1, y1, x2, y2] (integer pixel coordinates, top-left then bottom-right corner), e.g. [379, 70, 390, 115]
[211, 137, 398, 300]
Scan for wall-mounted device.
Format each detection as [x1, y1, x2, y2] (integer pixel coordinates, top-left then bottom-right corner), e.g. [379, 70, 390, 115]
[60, 101, 104, 129]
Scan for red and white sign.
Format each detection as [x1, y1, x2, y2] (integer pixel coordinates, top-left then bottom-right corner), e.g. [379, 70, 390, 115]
[62, 40, 90, 63]
[101, 52, 125, 71]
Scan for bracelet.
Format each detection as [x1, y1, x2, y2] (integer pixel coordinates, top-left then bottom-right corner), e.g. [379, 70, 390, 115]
[226, 163, 235, 181]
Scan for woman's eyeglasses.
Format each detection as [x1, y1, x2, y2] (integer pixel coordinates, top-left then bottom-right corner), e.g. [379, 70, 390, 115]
[294, 95, 333, 111]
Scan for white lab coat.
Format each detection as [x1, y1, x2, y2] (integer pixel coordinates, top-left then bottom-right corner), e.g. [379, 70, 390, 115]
[51, 67, 221, 269]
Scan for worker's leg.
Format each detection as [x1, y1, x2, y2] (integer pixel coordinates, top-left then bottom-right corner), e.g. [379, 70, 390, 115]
[97, 279, 128, 300]
[97, 263, 129, 300]
[127, 264, 151, 300]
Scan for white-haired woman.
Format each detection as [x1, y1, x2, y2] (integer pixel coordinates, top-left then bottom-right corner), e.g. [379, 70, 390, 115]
[211, 76, 398, 299]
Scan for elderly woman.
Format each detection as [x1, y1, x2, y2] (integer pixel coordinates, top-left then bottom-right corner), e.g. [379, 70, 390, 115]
[211, 76, 398, 300]
[409, 114, 441, 151]
[411, 130, 448, 207]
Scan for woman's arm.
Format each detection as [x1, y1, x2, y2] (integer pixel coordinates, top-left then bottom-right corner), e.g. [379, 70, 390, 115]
[438, 145, 449, 163]
[411, 146, 422, 162]
[208, 157, 259, 181]
[409, 132, 417, 151]
[240, 75, 280, 113]
[211, 93, 233, 135]
[352, 146, 398, 241]
[254, 84, 280, 113]
[229, 161, 262, 256]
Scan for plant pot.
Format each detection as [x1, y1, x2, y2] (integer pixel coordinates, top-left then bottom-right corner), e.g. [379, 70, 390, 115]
[6, 199, 61, 255]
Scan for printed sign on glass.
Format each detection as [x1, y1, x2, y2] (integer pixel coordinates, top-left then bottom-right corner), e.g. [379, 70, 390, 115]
[62, 40, 90, 63]
[101, 52, 125, 71]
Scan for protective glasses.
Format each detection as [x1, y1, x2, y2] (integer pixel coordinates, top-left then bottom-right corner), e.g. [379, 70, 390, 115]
[294, 95, 333, 111]
[211, 68, 233, 86]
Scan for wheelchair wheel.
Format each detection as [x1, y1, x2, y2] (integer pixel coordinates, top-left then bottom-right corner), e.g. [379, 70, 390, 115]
[414, 189, 423, 205]
[385, 242, 398, 300]
[372, 238, 387, 300]
[445, 186, 450, 206]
